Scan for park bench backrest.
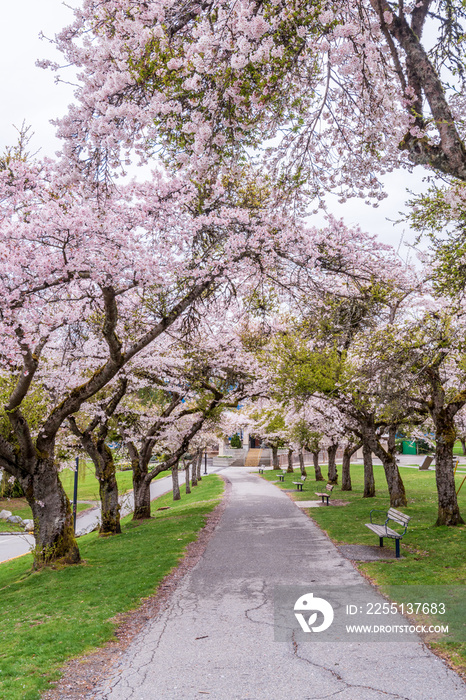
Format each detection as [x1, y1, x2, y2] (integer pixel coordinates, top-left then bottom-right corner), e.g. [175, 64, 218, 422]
[301, 476, 306, 481]
[419, 456, 433, 470]
[387, 508, 411, 526]
[326, 484, 334, 493]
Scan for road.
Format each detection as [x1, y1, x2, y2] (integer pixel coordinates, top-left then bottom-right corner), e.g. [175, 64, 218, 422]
[91, 468, 464, 700]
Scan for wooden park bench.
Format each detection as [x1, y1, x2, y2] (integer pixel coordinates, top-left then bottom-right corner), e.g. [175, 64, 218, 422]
[258, 466, 264, 474]
[365, 508, 411, 558]
[315, 484, 334, 505]
[277, 471, 287, 482]
[292, 475, 306, 491]
[419, 456, 433, 470]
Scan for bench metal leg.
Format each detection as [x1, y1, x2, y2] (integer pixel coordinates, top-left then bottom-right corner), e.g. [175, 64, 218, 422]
[379, 537, 384, 548]
[325, 497, 329, 505]
[395, 539, 400, 558]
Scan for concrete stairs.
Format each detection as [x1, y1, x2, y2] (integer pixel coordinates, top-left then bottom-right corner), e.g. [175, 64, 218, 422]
[244, 449, 262, 467]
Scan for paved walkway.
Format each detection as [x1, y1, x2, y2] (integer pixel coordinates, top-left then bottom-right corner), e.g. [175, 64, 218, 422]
[92, 468, 464, 700]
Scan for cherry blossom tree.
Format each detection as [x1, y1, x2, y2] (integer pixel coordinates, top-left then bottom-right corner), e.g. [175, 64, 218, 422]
[120, 330, 263, 518]
[0, 151, 309, 565]
[261, 245, 422, 506]
[51, 0, 466, 198]
[187, 424, 219, 484]
[68, 377, 129, 535]
[360, 308, 466, 525]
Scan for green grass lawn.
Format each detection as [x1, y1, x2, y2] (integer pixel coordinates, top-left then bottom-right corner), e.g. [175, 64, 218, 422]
[0, 474, 224, 700]
[262, 464, 465, 674]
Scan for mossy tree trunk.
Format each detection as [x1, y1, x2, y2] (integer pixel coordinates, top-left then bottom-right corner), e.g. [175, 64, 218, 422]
[77, 436, 121, 533]
[19, 459, 80, 567]
[382, 425, 407, 508]
[312, 451, 324, 481]
[327, 442, 338, 484]
[286, 448, 294, 473]
[185, 461, 191, 494]
[362, 440, 376, 498]
[431, 407, 464, 525]
[132, 461, 152, 520]
[341, 442, 361, 491]
[95, 447, 121, 534]
[1, 410, 81, 566]
[298, 448, 307, 477]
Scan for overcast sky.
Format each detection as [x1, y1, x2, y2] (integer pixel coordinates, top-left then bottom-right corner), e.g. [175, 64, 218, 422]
[1, 0, 428, 256]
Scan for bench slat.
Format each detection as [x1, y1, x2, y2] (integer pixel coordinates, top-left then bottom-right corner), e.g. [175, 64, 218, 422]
[387, 508, 411, 525]
[365, 523, 403, 539]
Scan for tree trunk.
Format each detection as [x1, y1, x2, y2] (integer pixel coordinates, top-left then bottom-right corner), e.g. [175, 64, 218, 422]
[461, 438, 466, 456]
[132, 465, 152, 520]
[362, 441, 376, 498]
[312, 451, 324, 481]
[379, 427, 407, 507]
[272, 445, 280, 470]
[19, 461, 80, 567]
[94, 446, 121, 534]
[287, 448, 294, 473]
[77, 432, 122, 533]
[363, 426, 407, 506]
[298, 448, 307, 477]
[327, 443, 338, 484]
[98, 471, 121, 534]
[434, 413, 464, 526]
[172, 461, 181, 501]
[379, 453, 407, 507]
[185, 461, 191, 494]
[191, 455, 198, 486]
[342, 444, 358, 491]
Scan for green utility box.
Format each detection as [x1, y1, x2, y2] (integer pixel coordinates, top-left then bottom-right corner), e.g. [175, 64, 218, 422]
[401, 440, 417, 455]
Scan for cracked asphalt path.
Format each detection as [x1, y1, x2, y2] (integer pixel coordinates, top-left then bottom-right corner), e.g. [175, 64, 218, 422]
[93, 469, 465, 700]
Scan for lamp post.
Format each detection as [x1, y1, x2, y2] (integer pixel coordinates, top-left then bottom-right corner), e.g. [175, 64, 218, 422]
[72, 456, 79, 532]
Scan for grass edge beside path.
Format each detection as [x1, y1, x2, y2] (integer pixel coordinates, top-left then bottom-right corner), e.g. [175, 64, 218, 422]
[0, 475, 225, 700]
[260, 465, 465, 680]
